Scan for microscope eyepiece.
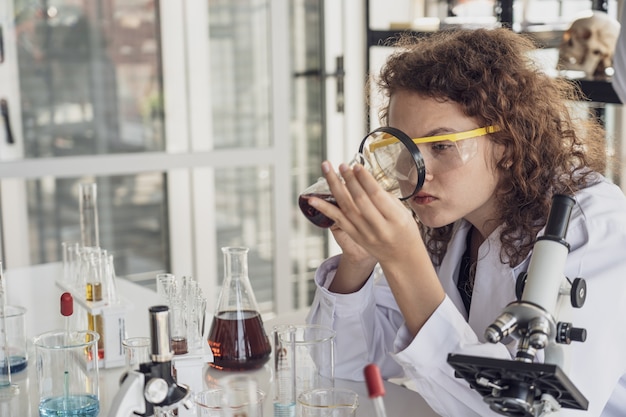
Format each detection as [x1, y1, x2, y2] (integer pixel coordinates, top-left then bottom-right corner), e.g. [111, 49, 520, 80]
[149, 305, 173, 363]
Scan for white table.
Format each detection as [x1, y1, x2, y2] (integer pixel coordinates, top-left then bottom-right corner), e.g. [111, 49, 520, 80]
[3, 263, 440, 417]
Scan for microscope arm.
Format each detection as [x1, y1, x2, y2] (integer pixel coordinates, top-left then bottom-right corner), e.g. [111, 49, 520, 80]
[107, 371, 146, 417]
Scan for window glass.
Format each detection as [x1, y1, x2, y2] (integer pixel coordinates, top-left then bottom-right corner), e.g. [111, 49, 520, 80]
[26, 173, 169, 282]
[215, 166, 274, 309]
[209, 0, 271, 149]
[14, 0, 164, 158]
[10, 0, 169, 281]
[289, 0, 328, 308]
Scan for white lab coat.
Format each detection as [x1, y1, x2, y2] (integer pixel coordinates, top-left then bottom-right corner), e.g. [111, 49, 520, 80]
[307, 176, 626, 416]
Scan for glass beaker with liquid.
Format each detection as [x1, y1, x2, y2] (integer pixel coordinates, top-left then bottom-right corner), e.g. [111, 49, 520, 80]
[298, 128, 426, 228]
[33, 330, 100, 417]
[207, 247, 271, 371]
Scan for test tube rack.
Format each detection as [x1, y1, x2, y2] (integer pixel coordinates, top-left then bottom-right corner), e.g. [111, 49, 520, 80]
[56, 280, 130, 369]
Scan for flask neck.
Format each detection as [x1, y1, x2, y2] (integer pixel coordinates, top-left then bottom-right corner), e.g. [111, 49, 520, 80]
[223, 247, 249, 282]
[217, 247, 260, 313]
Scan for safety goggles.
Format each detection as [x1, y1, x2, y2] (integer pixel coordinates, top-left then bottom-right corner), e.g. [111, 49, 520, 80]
[359, 125, 500, 200]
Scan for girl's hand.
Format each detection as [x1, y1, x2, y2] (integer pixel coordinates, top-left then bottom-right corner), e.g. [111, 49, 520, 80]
[329, 223, 375, 265]
[312, 160, 421, 264]
[310, 160, 444, 335]
[328, 223, 378, 294]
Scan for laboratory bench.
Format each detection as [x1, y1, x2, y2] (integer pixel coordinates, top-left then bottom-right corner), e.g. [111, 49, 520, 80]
[2, 262, 439, 416]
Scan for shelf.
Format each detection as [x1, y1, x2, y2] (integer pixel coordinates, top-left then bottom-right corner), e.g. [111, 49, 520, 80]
[573, 79, 622, 105]
[367, 26, 566, 49]
[366, 29, 622, 106]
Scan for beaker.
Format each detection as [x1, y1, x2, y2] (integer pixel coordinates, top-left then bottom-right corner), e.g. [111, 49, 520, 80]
[272, 324, 335, 417]
[0, 262, 20, 397]
[0, 306, 28, 376]
[221, 374, 265, 417]
[33, 330, 100, 417]
[207, 247, 271, 371]
[297, 388, 358, 417]
[122, 337, 151, 371]
[195, 375, 265, 417]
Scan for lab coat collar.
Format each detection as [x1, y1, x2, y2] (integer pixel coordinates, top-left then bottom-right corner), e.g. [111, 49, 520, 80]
[437, 220, 529, 342]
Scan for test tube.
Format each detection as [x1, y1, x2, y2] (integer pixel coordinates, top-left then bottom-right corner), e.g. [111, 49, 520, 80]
[85, 250, 105, 359]
[273, 326, 296, 417]
[79, 182, 100, 249]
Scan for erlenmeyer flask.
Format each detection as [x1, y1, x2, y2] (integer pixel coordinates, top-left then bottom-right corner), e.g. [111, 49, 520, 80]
[207, 247, 271, 371]
[298, 154, 368, 229]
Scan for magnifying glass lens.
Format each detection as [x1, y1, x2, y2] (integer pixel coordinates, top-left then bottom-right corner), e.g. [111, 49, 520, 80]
[360, 128, 425, 200]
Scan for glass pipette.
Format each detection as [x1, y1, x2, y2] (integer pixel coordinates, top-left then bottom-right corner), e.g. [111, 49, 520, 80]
[61, 292, 74, 336]
[60, 292, 73, 405]
[273, 327, 296, 417]
[364, 363, 388, 417]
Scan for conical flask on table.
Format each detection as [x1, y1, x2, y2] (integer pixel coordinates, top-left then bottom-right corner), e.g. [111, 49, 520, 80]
[207, 247, 271, 371]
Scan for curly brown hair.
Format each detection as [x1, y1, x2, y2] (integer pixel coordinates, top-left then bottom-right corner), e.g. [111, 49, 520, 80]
[374, 28, 607, 267]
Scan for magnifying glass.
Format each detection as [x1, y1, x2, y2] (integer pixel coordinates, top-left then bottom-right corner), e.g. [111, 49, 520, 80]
[298, 127, 426, 228]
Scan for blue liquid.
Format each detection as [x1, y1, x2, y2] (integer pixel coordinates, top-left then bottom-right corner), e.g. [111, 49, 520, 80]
[39, 394, 99, 417]
[274, 402, 296, 417]
[0, 355, 27, 374]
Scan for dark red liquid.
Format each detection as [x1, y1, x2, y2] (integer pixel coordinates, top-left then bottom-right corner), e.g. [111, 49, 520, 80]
[298, 193, 338, 228]
[171, 337, 188, 355]
[207, 310, 271, 371]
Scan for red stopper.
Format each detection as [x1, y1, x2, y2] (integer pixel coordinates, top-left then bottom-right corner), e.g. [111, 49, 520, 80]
[364, 363, 386, 398]
[60, 292, 73, 317]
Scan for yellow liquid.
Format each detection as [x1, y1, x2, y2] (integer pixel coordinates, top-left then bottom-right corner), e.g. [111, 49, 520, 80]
[86, 283, 104, 357]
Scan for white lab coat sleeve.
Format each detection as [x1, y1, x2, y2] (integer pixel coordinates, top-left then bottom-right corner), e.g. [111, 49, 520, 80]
[306, 255, 407, 381]
[613, 4, 626, 103]
[392, 296, 509, 417]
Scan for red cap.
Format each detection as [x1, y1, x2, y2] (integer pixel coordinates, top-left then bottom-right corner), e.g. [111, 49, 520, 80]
[60, 292, 73, 316]
[364, 363, 385, 398]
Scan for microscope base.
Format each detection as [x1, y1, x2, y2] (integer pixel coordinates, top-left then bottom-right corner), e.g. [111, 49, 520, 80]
[447, 353, 588, 416]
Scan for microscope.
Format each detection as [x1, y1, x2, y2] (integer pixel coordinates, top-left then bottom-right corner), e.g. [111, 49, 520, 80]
[108, 305, 193, 417]
[448, 194, 589, 417]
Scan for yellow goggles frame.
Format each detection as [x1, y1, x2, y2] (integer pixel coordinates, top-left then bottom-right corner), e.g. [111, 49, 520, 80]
[369, 125, 500, 152]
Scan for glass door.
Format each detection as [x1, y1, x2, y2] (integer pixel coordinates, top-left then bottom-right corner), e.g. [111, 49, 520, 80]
[290, 0, 367, 306]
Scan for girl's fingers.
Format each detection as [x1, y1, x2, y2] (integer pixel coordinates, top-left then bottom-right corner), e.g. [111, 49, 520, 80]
[348, 163, 399, 222]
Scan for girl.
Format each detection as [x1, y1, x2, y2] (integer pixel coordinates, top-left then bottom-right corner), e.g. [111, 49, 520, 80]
[306, 28, 626, 416]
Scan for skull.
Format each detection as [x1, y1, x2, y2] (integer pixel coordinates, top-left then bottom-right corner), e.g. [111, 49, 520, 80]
[557, 11, 621, 79]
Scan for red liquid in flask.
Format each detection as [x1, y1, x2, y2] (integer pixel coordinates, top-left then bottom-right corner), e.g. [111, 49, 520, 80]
[207, 310, 271, 371]
[298, 193, 338, 228]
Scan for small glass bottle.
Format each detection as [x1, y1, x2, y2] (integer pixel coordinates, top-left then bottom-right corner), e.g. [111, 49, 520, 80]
[207, 247, 271, 371]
